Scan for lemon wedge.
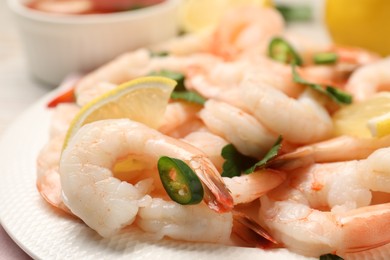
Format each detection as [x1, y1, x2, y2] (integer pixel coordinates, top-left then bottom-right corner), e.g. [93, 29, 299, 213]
[325, 0, 390, 56]
[332, 92, 390, 138]
[63, 76, 176, 149]
[367, 112, 390, 137]
[178, 0, 273, 33]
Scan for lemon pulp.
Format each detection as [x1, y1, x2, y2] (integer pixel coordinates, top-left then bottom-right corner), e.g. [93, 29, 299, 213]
[63, 76, 176, 149]
[332, 92, 390, 138]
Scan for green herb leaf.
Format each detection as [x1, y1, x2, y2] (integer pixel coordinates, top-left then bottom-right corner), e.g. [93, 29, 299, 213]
[171, 91, 206, 105]
[221, 144, 257, 178]
[313, 52, 338, 65]
[319, 254, 344, 260]
[268, 37, 303, 66]
[158, 156, 204, 205]
[245, 136, 283, 174]
[292, 65, 352, 104]
[149, 70, 186, 91]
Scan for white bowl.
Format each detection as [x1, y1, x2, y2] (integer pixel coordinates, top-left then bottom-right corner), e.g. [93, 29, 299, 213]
[7, 0, 180, 86]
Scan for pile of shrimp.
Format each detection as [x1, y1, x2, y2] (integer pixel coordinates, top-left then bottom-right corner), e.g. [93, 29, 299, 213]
[37, 6, 390, 259]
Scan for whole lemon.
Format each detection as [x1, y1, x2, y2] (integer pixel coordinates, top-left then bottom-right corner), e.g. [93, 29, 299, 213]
[325, 0, 390, 56]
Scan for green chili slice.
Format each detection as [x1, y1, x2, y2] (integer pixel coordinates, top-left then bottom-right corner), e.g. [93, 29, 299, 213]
[158, 156, 204, 205]
[313, 52, 338, 65]
[268, 37, 303, 66]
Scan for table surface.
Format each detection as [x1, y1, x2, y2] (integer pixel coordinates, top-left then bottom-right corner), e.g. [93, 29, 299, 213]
[0, 1, 329, 259]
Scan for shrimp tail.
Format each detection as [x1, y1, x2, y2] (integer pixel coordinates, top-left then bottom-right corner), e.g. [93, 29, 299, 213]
[232, 211, 278, 248]
[269, 147, 315, 170]
[189, 156, 234, 212]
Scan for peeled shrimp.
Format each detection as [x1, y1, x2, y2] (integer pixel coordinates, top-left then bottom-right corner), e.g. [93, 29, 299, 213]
[37, 103, 80, 214]
[136, 198, 232, 244]
[345, 57, 390, 102]
[209, 6, 284, 60]
[240, 76, 333, 144]
[75, 48, 221, 105]
[151, 30, 213, 56]
[199, 99, 278, 158]
[182, 131, 228, 172]
[158, 101, 203, 138]
[186, 57, 304, 102]
[260, 148, 390, 258]
[59, 119, 233, 237]
[273, 134, 390, 170]
[37, 136, 72, 214]
[223, 169, 286, 205]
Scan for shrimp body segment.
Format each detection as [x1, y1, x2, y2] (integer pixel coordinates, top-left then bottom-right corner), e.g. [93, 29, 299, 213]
[241, 78, 333, 144]
[137, 198, 233, 244]
[210, 6, 284, 60]
[345, 57, 390, 102]
[260, 148, 390, 258]
[199, 99, 278, 158]
[59, 119, 233, 237]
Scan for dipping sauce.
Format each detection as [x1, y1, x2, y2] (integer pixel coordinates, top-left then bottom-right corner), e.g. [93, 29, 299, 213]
[26, 0, 166, 15]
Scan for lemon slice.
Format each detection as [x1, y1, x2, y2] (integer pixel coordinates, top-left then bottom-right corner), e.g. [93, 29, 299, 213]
[325, 0, 390, 56]
[367, 112, 390, 137]
[178, 0, 273, 33]
[63, 76, 176, 149]
[332, 92, 390, 138]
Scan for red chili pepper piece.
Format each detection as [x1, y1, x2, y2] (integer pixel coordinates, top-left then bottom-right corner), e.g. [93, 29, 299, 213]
[47, 87, 75, 108]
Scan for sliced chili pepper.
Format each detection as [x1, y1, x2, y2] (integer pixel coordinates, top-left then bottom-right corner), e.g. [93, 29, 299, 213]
[47, 87, 75, 108]
[313, 52, 338, 64]
[157, 156, 204, 205]
[268, 37, 303, 66]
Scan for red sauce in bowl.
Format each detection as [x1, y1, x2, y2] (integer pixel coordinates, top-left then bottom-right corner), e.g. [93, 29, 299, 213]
[26, 0, 166, 15]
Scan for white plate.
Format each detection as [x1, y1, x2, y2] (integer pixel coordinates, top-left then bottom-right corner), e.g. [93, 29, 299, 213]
[0, 91, 314, 260]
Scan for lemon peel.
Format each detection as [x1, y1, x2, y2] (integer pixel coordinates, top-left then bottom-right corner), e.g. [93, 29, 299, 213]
[63, 76, 176, 149]
[367, 112, 390, 137]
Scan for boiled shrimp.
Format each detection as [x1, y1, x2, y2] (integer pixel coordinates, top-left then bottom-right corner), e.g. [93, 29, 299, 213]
[223, 169, 286, 205]
[199, 99, 279, 158]
[345, 57, 390, 102]
[37, 136, 72, 215]
[151, 29, 213, 56]
[182, 131, 228, 172]
[240, 76, 333, 144]
[182, 129, 287, 205]
[59, 119, 233, 237]
[75, 48, 221, 105]
[187, 57, 305, 102]
[36, 103, 80, 214]
[158, 101, 204, 138]
[136, 198, 232, 244]
[209, 6, 284, 60]
[272, 134, 390, 170]
[260, 148, 390, 258]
